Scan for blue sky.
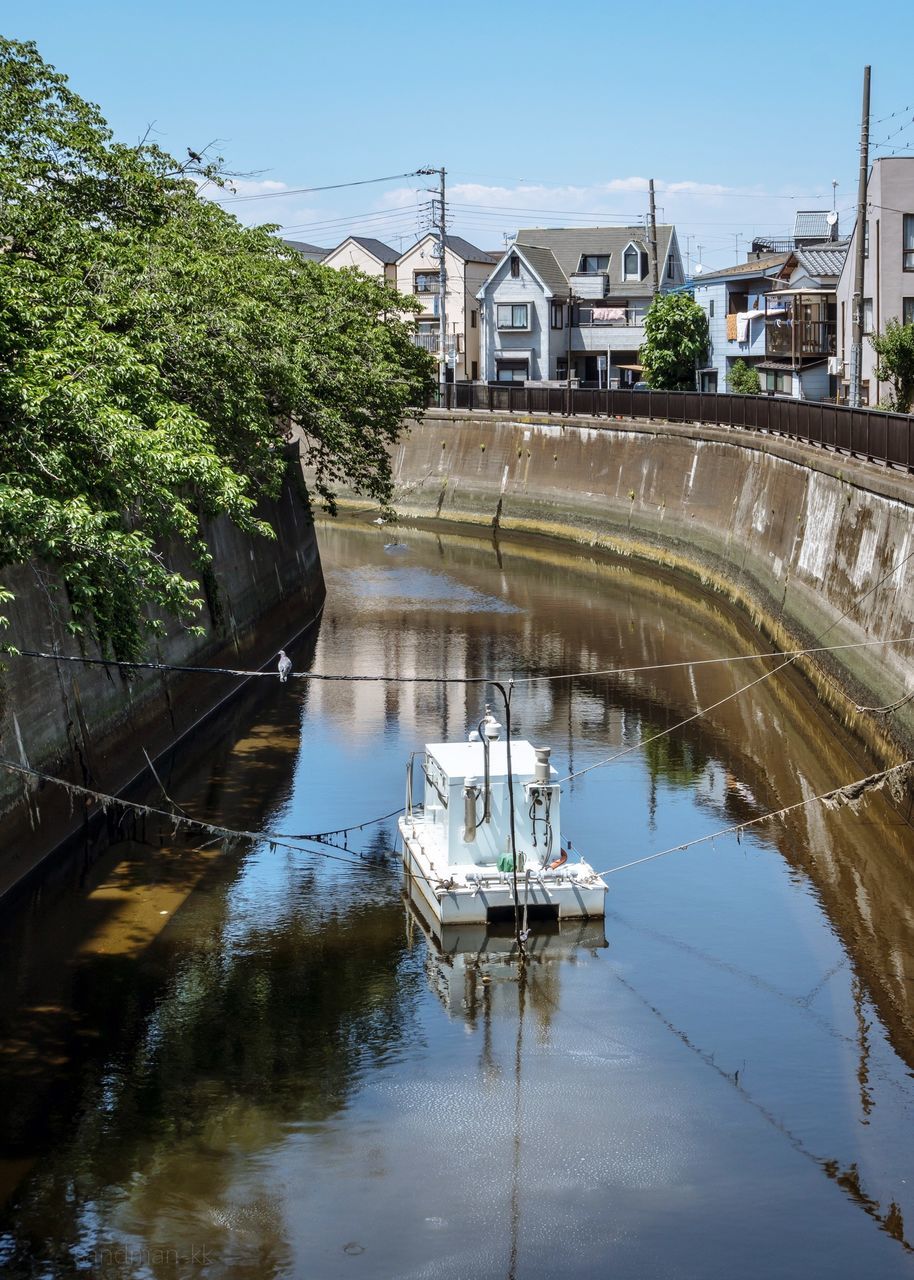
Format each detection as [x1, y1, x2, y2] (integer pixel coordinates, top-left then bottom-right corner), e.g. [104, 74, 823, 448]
[8, 0, 914, 269]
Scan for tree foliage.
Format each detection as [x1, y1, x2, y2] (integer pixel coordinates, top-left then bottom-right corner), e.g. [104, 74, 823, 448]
[0, 38, 434, 658]
[870, 320, 914, 414]
[639, 292, 709, 391]
[728, 358, 761, 395]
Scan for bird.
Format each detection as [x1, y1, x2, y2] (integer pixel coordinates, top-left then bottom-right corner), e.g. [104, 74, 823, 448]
[372, 517, 386, 526]
[277, 650, 293, 683]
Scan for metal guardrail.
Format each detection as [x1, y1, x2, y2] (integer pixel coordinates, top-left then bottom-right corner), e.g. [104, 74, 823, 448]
[437, 385, 914, 474]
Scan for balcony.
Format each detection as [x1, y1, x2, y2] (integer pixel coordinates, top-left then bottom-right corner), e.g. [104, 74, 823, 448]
[569, 271, 610, 299]
[575, 305, 646, 327]
[765, 291, 836, 360]
[413, 332, 462, 356]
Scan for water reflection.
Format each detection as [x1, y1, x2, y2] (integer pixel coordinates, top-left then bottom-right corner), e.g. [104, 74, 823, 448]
[1, 518, 914, 1276]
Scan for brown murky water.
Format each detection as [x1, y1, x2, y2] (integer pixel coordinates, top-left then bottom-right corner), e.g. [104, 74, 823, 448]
[2, 517, 914, 1279]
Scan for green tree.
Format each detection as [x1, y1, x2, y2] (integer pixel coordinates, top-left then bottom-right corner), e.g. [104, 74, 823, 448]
[870, 319, 914, 414]
[639, 292, 709, 390]
[0, 38, 434, 658]
[728, 358, 761, 395]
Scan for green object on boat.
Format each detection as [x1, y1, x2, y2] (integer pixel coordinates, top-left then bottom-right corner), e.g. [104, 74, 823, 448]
[497, 851, 525, 873]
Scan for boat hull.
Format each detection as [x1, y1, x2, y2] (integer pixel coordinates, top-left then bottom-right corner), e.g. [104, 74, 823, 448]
[400, 826, 606, 926]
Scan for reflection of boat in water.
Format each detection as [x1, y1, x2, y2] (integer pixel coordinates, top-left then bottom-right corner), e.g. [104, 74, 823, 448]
[398, 710, 607, 928]
[403, 878, 607, 1016]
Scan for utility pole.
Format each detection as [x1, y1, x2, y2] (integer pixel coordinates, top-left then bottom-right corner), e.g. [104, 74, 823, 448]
[418, 166, 448, 404]
[648, 179, 660, 298]
[850, 65, 871, 409]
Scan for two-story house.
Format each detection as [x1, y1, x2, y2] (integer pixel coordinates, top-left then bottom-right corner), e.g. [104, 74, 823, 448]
[477, 225, 684, 385]
[395, 234, 496, 382]
[836, 157, 914, 405]
[760, 242, 847, 400]
[321, 236, 399, 284]
[692, 254, 792, 392]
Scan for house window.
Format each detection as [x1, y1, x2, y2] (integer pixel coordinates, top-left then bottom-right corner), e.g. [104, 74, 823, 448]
[496, 359, 528, 382]
[414, 271, 440, 294]
[551, 302, 565, 329]
[623, 246, 641, 279]
[510, 255, 520, 278]
[764, 370, 792, 394]
[904, 297, 914, 326]
[863, 297, 873, 334]
[496, 303, 529, 330]
[579, 254, 609, 272]
[709, 299, 715, 319]
[667, 253, 675, 280]
[471, 360, 478, 380]
[471, 309, 478, 328]
[904, 215, 914, 271]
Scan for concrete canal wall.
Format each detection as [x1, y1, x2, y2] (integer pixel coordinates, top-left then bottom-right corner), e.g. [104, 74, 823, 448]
[0, 469, 325, 898]
[360, 409, 914, 761]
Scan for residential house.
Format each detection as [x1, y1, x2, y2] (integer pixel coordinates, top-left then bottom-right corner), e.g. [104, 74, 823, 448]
[395, 234, 496, 382]
[759, 240, 847, 400]
[836, 157, 914, 405]
[321, 236, 399, 284]
[692, 254, 792, 392]
[477, 225, 684, 386]
[282, 239, 328, 262]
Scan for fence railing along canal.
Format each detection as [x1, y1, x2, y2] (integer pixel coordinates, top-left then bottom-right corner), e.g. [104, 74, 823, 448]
[436, 384, 914, 475]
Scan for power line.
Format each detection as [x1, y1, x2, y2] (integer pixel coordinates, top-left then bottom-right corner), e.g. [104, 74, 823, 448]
[11, 630, 914, 689]
[0, 757, 404, 871]
[212, 169, 425, 204]
[594, 760, 914, 878]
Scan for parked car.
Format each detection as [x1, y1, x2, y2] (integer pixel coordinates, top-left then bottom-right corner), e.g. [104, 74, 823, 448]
[631, 381, 650, 391]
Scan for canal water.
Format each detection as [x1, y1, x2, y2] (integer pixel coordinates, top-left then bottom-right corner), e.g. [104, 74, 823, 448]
[2, 517, 914, 1279]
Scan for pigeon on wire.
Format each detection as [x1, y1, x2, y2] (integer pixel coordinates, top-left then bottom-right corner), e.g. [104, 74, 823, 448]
[277, 650, 293, 683]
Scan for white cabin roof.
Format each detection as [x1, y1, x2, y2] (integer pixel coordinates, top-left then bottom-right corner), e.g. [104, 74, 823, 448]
[426, 740, 551, 783]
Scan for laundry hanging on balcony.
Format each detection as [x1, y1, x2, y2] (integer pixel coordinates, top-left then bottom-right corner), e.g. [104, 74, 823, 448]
[592, 307, 627, 323]
[735, 309, 766, 342]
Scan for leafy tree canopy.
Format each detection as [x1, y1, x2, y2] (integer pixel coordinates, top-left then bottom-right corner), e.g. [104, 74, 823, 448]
[639, 292, 709, 391]
[870, 319, 914, 414]
[0, 38, 435, 658]
[728, 358, 761, 395]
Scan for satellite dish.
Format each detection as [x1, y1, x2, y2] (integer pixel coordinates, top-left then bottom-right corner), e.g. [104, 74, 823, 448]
[695, 264, 705, 275]
[826, 211, 839, 226]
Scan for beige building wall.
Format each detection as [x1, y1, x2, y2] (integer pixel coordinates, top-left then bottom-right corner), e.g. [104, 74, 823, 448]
[322, 238, 397, 285]
[396, 237, 494, 381]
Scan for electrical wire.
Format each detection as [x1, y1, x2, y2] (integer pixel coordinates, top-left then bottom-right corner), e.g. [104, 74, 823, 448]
[593, 760, 914, 879]
[212, 170, 426, 204]
[11, 630, 914, 694]
[0, 757, 394, 872]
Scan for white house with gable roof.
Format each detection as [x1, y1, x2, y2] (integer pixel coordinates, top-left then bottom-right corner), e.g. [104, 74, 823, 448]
[477, 225, 683, 385]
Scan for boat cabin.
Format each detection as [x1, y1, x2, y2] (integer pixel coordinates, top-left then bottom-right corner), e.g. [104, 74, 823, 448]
[414, 739, 561, 872]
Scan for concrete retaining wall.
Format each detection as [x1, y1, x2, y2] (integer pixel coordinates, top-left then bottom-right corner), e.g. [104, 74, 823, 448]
[354, 409, 914, 761]
[0, 469, 325, 897]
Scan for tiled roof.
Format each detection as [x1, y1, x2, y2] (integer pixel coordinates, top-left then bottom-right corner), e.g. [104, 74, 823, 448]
[512, 244, 569, 294]
[443, 235, 497, 263]
[692, 253, 791, 283]
[282, 239, 327, 261]
[795, 244, 849, 279]
[348, 236, 399, 264]
[516, 225, 676, 294]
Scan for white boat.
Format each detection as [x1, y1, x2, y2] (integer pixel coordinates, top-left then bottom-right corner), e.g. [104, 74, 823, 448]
[397, 709, 607, 927]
